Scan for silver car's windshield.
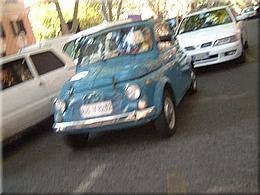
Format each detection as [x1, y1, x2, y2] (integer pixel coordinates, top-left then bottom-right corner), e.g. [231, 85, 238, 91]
[63, 25, 153, 66]
[178, 8, 233, 34]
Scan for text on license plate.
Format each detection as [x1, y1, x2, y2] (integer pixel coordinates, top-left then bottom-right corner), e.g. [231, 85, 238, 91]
[80, 101, 113, 118]
[193, 52, 209, 61]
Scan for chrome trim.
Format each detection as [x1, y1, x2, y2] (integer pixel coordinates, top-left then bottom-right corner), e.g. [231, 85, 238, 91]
[54, 106, 156, 132]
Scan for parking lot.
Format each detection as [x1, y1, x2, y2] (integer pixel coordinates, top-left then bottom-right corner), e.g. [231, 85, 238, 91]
[2, 18, 258, 193]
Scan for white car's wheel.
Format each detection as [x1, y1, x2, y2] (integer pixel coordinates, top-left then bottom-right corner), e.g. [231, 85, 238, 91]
[188, 71, 197, 94]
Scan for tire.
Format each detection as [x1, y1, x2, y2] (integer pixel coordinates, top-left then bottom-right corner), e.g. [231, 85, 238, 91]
[63, 133, 89, 149]
[154, 90, 176, 138]
[236, 39, 246, 64]
[237, 49, 246, 64]
[188, 71, 197, 94]
[244, 40, 248, 50]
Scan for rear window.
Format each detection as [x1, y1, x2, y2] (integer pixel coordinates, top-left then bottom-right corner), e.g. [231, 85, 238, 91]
[178, 8, 233, 34]
[1, 58, 33, 91]
[30, 51, 65, 75]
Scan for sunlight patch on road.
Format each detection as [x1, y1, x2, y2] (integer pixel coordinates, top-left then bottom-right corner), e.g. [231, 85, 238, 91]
[246, 53, 256, 63]
[73, 163, 107, 193]
[167, 170, 188, 194]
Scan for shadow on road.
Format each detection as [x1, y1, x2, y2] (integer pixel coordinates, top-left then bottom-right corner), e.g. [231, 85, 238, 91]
[195, 59, 245, 75]
[2, 117, 53, 158]
[85, 122, 162, 149]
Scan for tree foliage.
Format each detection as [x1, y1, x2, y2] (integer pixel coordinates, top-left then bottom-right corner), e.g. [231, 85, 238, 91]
[147, 0, 168, 19]
[100, 0, 123, 21]
[30, 0, 102, 42]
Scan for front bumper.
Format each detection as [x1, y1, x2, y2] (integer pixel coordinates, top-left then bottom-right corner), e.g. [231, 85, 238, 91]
[53, 106, 156, 133]
[186, 41, 243, 68]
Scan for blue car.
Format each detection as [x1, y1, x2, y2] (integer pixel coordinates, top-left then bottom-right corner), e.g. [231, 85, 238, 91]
[53, 19, 197, 148]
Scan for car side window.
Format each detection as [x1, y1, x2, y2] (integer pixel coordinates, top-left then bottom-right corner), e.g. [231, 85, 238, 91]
[154, 22, 174, 51]
[1, 58, 33, 91]
[30, 51, 65, 75]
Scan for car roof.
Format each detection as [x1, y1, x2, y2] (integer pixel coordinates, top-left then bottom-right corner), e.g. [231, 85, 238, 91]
[21, 34, 71, 53]
[185, 6, 229, 17]
[66, 18, 154, 43]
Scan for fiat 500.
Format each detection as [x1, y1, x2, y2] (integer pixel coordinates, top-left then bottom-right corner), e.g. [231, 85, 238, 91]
[53, 19, 197, 148]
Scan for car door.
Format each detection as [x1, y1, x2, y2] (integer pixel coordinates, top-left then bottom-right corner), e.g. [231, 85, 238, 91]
[29, 50, 74, 114]
[154, 22, 183, 104]
[1, 57, 49, 141]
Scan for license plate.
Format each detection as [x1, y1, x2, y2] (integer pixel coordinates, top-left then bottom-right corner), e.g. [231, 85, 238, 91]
[80, 101, 113, 118]
[192, 52, 209, 61]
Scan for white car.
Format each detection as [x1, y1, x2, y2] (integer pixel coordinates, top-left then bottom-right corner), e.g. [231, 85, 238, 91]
[237, 7, 257, 20]
[176, 6, 248, 68]
[21, 34, 71, 54]
[0, 46, 76, 143]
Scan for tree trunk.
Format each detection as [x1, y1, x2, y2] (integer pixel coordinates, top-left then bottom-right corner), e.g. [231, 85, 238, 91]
[52, 0, 69, 34]
[116, 0, 123, 21]
[107, 0, 113, 21]
[100, 0, 109, 21]
[69, 0, 79, 33]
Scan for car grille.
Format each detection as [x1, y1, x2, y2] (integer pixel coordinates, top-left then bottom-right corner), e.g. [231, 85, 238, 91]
[201, 42, 212, 48]
[185, 46, 195, 51]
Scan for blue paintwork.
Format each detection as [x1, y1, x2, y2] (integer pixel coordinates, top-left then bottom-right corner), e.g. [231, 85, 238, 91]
[54, 19, 193, 134]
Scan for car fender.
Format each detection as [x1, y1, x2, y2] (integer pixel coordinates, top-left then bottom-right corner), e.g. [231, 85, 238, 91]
[153, 76, 176, 116]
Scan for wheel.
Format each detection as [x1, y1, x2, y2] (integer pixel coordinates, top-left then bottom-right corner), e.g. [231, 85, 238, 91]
[63, 133, 89, 149]
[244, 40, 248, 50]
[188, 71, 197, 94]
[237, 48, 246, 64]
[154, 90, 176, 138]
[236, 39, 246, 63]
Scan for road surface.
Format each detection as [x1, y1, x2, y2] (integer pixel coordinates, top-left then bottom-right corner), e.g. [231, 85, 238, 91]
[2, 19, 259, 193]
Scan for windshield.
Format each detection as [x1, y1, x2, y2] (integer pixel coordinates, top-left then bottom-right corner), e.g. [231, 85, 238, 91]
[178, 8, 233, 34]
[243, 7, 254, 13]
[63, 25, 153, 66]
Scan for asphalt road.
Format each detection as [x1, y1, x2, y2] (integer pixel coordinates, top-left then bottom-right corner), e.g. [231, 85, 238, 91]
[2, 19, 259, 193]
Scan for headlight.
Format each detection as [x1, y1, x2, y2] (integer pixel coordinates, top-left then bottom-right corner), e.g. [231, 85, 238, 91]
[125, 84, 141, 100]
[54, 99, 67, 113]
[214, 35, 239, 46]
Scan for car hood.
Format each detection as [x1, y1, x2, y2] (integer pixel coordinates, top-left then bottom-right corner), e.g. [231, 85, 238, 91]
[66, 54, 159, 93]
[177, 23, 239, 48]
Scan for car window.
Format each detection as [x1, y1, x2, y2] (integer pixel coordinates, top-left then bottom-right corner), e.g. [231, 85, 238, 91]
[30, 51, 65, 75]
[178, 8, 233, 34]
[74, 25, 153, 66]
[63, 37, 83, 60]
[154, 22, 174, 51]
[243, 7, 254, 13]
[1, 58, 33, 91]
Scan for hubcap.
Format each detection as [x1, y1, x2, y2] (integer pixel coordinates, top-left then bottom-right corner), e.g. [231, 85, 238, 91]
[193, 78, 197, 90]
[164, 97, 175, 129]
[192, 72, 197, 90]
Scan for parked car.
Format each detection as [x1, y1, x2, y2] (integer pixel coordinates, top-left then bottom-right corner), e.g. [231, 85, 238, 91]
[21, 34, 71, 54]
[237, 7, 257, 20]
[254, 5, 260, 18]
[176, 6, 248, 68]
[0, 45, 76, 143]
[53, 19, 197, 148]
